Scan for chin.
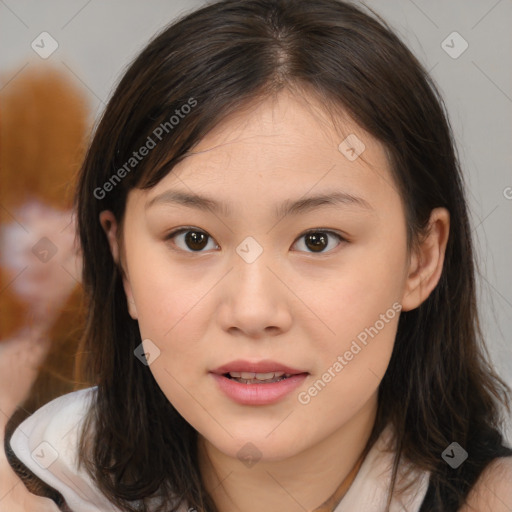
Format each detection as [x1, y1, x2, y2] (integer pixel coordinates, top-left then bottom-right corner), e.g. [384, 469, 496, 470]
[202, 427, 309, 464]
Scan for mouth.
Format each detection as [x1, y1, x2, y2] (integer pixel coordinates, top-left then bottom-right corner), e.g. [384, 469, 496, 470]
[210, 360, 309, 404]
[211, 359, 308, 382]
[222, 371, 296, 384]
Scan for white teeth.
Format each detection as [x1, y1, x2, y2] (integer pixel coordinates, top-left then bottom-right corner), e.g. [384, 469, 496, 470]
[256, 372, 280, 380]
[229, 371, 286, 380]
[229, 372, 291, 384]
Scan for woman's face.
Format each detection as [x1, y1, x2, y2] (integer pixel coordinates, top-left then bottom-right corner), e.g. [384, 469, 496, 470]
[111, 89, 416, 461]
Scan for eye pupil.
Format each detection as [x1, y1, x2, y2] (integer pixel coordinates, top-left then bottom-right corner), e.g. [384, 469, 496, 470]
[185, 231, 208, 251]
[305, 232, 328, 252]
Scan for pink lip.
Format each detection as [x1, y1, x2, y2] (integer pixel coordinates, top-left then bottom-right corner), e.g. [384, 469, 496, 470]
[211, 359, 306, 375]
[210, 359, 309, 405]
[210, 373, 308, 405]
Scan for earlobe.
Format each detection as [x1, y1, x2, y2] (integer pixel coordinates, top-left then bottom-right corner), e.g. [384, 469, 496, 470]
[99, 210, 138, 320]
[401, 207, 450, 312]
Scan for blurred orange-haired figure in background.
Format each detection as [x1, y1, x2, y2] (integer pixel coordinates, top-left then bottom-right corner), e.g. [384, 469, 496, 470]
[0, 66, 90, 511]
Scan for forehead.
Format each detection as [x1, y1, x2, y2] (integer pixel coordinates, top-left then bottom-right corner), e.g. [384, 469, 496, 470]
[139, 89, 401, 214]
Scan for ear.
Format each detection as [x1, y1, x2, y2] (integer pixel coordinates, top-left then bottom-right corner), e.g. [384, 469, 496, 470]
[99, 210, 120, 262]
[400, 207, 450, 312]
[99, 210, 138, 320]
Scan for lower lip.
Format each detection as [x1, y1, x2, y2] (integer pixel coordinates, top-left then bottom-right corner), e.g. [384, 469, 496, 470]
[210, 373, 308, 405]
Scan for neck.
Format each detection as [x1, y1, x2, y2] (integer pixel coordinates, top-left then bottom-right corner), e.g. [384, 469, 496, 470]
[198, 393, 378, 512]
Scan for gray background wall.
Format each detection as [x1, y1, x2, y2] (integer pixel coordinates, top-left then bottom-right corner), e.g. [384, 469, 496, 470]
[1, 0, 511, 439]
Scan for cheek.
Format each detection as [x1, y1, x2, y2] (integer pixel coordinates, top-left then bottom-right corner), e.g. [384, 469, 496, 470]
[124, 229, 203, 332]
[128, 260, 212, 418]
[125, 243, 222, 399]
[315, 232, 406, 344]
[131, 266, 210, 345]
[304, 224, 407, 400]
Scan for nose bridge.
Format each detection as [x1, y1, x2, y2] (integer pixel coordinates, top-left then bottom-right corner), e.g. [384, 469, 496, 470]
[233, 234, 275, 299]
[219, 234, 291, 335]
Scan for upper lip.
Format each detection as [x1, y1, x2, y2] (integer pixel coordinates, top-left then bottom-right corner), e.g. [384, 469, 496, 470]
[211, 359, 308, 375]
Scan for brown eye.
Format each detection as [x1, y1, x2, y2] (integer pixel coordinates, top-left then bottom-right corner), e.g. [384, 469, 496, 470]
[165, 228, 218, 252]
[184, 231, 208, 251]
[293, 230, 345, 254]
[305, 232, 327, 252]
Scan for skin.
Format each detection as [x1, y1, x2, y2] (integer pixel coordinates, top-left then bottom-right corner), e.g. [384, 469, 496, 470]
[101, 88, 450, 512]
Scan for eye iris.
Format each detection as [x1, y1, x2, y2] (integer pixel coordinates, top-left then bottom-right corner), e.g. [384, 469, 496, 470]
[305, 232, 328, 252]
[185, 231, 208, 251]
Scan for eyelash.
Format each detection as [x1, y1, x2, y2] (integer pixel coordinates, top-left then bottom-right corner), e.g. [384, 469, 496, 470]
[164, 226, 347, 255]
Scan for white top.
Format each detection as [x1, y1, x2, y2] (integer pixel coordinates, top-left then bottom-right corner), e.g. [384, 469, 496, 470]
[9, 387, 430, 511]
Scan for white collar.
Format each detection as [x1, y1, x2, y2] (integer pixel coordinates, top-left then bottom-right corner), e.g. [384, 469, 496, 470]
[332, 423, 429, 511]
[10, 387, 429, 511]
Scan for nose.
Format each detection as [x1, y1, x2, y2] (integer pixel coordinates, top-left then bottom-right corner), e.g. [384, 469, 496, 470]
[216, 244, 293, 339]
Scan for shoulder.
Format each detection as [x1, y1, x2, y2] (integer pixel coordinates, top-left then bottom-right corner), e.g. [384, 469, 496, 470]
[5, 387, 118, 512]
[9, 386, 97, 461]
[459, 456, 512, 512]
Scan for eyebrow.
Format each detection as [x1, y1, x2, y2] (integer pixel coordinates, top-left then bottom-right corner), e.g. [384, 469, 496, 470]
[145, 189, 373, 217]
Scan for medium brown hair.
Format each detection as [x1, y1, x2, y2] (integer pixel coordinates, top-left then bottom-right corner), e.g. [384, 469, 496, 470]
[75, 1, 512, 510]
